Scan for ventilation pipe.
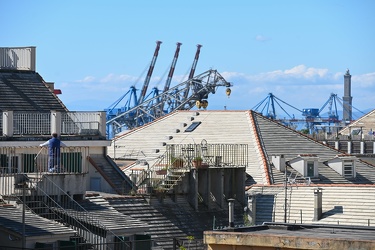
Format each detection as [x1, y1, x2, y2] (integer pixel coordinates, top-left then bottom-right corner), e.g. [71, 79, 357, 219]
[228, 198, 235, 228]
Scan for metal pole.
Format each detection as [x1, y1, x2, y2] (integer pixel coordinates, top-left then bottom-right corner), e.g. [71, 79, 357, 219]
[22, 183, 26, 249]
[284, 163, 287, 223]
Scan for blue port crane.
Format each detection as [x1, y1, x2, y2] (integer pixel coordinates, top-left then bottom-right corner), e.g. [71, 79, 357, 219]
[107, 69, 232, 138]
[105, 41, 162, 136]
[253, 92, 365, 133]
[252, 93, 302, 120]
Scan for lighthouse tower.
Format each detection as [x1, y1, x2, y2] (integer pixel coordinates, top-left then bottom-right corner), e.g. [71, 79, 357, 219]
[343, 69, 352, 123]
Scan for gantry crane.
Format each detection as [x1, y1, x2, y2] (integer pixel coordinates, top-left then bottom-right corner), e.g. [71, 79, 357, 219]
[105, 41, 162, 136]
[253, 93, 302, 120]
[253, 92, 365, 133]
[107, 69, 232, 137]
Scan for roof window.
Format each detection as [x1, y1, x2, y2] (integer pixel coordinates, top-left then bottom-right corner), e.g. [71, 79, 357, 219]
[185, 122, 201, 132]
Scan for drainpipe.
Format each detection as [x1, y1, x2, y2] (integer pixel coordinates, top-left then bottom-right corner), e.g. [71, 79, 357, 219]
[228, 198, 235, 228]
[313, 188, 323, 221]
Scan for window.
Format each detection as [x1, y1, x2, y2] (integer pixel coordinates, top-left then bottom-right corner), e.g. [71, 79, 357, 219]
[307, 161, 314, 177]
[185, 121, 201, 132]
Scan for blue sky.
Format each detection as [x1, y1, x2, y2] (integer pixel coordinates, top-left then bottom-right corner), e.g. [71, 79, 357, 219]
[1, 0, 374, 119]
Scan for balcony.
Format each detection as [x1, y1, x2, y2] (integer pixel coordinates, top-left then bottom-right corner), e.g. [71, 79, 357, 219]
[0, 111, 107, 140]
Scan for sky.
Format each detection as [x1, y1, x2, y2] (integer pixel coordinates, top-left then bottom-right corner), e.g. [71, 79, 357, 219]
[1, 0, 374, 120]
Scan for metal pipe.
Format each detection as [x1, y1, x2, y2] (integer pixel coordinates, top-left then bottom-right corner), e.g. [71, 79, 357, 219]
[228, 198, 235, 228]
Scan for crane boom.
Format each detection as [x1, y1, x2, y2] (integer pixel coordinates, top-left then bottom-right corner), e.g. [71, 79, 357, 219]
[183, 44, 202, 99]
[163, 42, 182, 92]
[107, 69, 232, 135]
[138, 40, 162, 104]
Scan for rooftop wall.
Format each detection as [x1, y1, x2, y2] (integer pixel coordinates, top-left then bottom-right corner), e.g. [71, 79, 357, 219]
[0, 46, 36, 71]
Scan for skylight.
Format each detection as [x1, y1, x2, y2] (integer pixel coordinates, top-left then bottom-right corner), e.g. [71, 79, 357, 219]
[185, 121, 201, 132]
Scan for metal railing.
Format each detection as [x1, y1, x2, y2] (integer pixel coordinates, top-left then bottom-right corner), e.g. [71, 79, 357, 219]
[135, 143, 248, 193]
[2, 111, 104, 137]
[312, 133, 375, 141]
[0, 172, 128, 249]
[161, 143, 248, 170]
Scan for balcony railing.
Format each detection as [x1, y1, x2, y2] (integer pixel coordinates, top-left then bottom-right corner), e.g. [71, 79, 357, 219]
[1, 111, 106, 138]
[0, 146, 90, 174]
[151, 143, 248, 173]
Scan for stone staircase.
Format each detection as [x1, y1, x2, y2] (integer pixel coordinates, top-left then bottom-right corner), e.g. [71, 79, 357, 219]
[158, 168, 188, 192]
[106, 195, 187, 249]
[88, 154, 133, 194]
[106, 194, 244, 249]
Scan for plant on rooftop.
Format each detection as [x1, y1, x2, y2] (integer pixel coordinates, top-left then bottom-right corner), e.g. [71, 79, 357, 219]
[192, 156, 203, 168]
[170, 156, 184, 168]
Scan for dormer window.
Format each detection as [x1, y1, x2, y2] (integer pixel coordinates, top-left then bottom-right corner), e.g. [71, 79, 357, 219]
[327, 155, 356, 178]
[289, 154, 319, 178]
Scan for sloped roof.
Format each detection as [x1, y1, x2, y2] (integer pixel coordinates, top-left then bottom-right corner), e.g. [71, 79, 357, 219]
[339, 109, 375, 135]
[0, 70, 67, 112]
[109, 110, 375, 186]
[252, 111, 375, 184]
[0, 205, 76, 238]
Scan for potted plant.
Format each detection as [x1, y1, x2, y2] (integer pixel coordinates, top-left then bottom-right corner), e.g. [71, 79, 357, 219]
[170, 157, 184, 168]
[192, 156, 203, 168]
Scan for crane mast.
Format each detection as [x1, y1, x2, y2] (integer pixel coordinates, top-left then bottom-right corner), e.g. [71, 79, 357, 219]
[138, 40, 162, 104]
[183, 44, 202, 99]
[163, 42, 182, 93]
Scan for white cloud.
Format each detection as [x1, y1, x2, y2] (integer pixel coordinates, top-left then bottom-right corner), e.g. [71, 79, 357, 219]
[353, 72, 375, 88]
[76, 76, 95, 83]
[100, 73, 139, 83]
[255, 35, 270, 42]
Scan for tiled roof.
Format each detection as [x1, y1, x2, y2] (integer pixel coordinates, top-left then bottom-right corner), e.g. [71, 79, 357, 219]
[251, 111, 375, 185]
[0, 205, 76, 237]
[0, 70, 67, 112]
[109, 109, 375, 186]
